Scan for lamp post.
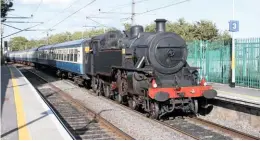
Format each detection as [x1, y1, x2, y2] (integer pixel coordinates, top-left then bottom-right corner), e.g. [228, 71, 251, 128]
[231, 0, 236, 87]
[228, 0, 239, 87]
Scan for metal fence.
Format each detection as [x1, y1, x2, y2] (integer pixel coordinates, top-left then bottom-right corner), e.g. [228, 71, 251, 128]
[235, 38, 260, 88]
[187, 38, 260, 89]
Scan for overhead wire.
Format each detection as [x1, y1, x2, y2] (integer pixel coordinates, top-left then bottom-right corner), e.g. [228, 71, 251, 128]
[84, 0, 154, 30]
[122, 0, 190, 21]
[48, 0, 97, 30]
[44, 0, 83, 25]
[105, 0, 152, 13]
[139, 0, 189, 15]
[86, 16, 117, 29]
[31, 0, 43, 16]
[43, 0, 151, 31]
[7, 0, 84, 34]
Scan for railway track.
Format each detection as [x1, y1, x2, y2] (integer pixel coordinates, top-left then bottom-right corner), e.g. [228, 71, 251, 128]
[187, 117, 260, 140]
[97, 93, 260, 140]
[162, 117, 260, 140]
[17, 64, 260, 140]
[21, 68, 134, 140]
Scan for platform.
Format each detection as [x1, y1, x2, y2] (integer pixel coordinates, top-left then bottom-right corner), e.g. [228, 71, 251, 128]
[1, 65, 72, 140]
[209, 82, 260, 105]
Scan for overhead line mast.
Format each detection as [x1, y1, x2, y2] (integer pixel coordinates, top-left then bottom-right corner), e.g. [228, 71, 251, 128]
[131, 0, 135, 25]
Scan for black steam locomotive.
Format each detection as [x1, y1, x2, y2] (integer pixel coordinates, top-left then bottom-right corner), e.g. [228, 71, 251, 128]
[8, 18, 217, 119]
[87, 19, 217, 119]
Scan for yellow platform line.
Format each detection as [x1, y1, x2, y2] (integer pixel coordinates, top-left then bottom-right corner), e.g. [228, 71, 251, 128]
[9, 67, 31, 140]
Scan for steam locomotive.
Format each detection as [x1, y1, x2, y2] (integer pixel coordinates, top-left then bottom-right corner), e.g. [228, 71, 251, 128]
[7, 19, 217, 119]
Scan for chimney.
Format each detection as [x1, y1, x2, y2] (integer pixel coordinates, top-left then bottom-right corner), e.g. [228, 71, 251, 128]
[155, 19, 167, 32]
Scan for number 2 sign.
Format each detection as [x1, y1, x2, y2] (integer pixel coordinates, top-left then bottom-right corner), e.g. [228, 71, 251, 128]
[229, 20, 239, 32]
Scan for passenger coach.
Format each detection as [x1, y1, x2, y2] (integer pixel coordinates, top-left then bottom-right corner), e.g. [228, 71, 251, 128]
[35, 39, 91, 79]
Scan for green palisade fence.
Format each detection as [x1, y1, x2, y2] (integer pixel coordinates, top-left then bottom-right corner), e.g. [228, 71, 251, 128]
[187, 38, 260, 89]
[235, 38, 260, 88]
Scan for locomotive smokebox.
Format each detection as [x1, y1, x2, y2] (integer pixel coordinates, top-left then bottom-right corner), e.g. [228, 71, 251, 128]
[155, 19, 167, 32]
[130, 25, 144, 38]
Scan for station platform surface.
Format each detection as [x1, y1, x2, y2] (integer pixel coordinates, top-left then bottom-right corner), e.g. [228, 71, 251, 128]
[1, 65, 72, 140]
[209, 82, 260, 105]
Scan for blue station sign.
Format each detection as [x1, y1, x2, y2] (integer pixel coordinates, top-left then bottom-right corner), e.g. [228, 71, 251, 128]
[229, 20, 239, 32]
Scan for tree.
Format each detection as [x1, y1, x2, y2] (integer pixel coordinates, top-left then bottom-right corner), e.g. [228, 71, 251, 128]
[167, 18, 195, 41]
[145, 23, 156, 32]
[72, 31, 83, 40]
[193, 20, 219, 41]
[217, 30, 231, 41]
[49, 32, 72, 44]
[26, 39, 44, 49]
[123, 23, 131, 32]
[9, 36, 28, 51]
[145, 18, 229, 42]
[84, 29, 105, 38]
[7, 18, 231, 51]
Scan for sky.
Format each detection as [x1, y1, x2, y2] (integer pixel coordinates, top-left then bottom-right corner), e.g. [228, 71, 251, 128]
[2, 0, 260, 41]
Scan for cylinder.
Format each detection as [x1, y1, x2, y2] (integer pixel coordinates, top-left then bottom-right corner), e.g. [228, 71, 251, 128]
[155, 19, 167, 32]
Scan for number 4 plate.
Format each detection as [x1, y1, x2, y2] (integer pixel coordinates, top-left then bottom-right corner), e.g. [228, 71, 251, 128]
[229, 20, 239, 32]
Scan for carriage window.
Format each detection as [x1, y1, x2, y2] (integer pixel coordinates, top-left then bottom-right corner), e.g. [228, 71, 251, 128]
[60, 50, 63, 60]
[59, 50, 61, 60]
[56, 50, 58, 60]
[68, 49, 70, 61]
[70, 49, 73, 61]
[67, 49, 69, 61]
[74, 49, 77, 62]
[53, 50, 55, 60]
[57, 50, 59, 60]
[55, 50, 57, 60]
[45, 50, 49, 59]
[63, 50, 66, 60]
[52, 50, 55, 60]
[66, 50, 68, 60]
[50, 50, 52, 59]
[58, 50, 60, 60]
[64, 49, 67, 61]
[62, 50, 64, 60]
[63, 49, 67, 61]
[68, 49, 71, 61]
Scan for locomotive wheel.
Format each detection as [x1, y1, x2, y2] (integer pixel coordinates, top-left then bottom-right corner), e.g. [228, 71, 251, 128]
[189, 99, 198, 116]
[128, 97, 137, 110]
[92, 77, 98, 94]
[193, 99, 198, 114]
[116, 71, 128, 104]
[95, 80, 102, 96]
[116, 93, 123, 104]
[150, 102, 160, 119]
[104, 84, 111, 98]
[91, 77, 100, 96]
